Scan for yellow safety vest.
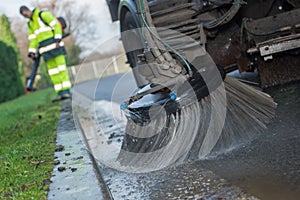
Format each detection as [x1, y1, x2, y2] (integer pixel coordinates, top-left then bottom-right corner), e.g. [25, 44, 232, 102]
[27, 8, 65, 61]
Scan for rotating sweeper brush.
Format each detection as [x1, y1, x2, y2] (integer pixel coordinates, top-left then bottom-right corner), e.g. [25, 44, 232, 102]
[116, 0, 277, 171]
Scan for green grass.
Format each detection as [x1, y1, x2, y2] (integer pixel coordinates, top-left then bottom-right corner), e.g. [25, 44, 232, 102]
[0, 89, 61, 199]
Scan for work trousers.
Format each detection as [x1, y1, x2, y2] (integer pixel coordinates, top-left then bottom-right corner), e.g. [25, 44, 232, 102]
[46, 54, 71, 94]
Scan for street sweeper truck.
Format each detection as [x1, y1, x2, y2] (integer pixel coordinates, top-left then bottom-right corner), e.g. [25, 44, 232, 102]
[105, 0, 298, 169]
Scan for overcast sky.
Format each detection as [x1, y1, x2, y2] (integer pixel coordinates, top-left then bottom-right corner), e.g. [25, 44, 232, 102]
[0, 0, 33, 17]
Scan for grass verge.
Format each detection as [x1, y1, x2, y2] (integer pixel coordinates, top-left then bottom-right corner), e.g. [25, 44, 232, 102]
[0, 89, 61, 199]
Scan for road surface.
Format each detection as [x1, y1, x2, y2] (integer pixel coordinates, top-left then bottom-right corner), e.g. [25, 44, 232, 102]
[73, 72, 299, 199]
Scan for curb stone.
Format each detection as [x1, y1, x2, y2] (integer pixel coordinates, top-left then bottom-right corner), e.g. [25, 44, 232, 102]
[48, 101, 109, 200]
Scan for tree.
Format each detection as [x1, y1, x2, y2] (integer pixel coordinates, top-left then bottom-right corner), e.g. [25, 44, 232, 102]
[0, 15, 19, 50]
[66, 44, 81, 66]
[0, 41, 24, 103]
[0, 15, 25, 85]
[0, 15, 24, 103]
[10, 17, 31, 78]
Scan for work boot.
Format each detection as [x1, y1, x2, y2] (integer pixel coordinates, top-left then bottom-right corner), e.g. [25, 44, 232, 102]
[61, 93, 71, 99]
[52, 95, 63, 103]
[52, 89, 71, 102]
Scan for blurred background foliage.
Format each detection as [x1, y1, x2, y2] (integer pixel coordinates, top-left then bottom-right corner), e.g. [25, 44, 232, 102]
[0, 15, 25, 103]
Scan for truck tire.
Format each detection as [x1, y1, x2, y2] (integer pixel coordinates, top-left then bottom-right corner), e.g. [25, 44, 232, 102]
[121, 10, 149, 88]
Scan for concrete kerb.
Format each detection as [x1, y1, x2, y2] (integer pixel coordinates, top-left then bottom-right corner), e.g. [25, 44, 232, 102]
[48, 98, 112, 200]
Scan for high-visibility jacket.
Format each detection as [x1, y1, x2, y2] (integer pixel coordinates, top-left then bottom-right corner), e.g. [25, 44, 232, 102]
[27, 8, 65, 61]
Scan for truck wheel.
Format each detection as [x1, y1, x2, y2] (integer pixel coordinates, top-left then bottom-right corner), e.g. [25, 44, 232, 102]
[121, 10, 149, 88]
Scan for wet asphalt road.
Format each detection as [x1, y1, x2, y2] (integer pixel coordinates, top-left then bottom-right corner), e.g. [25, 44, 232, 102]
[200, 83, 300, 200]
[88, 100, 256, 199]
[75, 72, 299, 199]
[74, 72, 136, 104]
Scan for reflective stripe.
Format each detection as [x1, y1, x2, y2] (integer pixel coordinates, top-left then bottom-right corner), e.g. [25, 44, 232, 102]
[34, 26, 52, 35]
[49, 20, 57, 27]
[48, 68, 60, 75]
[58, 65, 66, 71]
[48, 65, 67, 76]
[29, 48, 36, 53]
[62, 81, 72, 88]
[54, 34, 62, 39]
[40, 43, 57, 54]
[54, 81, 71, 91]
[54, 84, 62, 91]
[39, 41, 64, 54]
[28, 34, 36, 40]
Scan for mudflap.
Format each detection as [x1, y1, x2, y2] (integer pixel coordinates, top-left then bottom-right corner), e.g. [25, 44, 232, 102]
[258, 54, 300, 88]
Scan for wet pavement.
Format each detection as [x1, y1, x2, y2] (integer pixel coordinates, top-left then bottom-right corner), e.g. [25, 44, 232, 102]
[200, 83, 300, 200]
[81, 100, 257, 199]
[100, 161, 258, 200]
[64, 72, 299, 199]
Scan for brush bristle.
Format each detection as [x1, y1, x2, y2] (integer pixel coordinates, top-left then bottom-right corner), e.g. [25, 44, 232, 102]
[118, 77, 277, 170]
[190, 76, 277, 159]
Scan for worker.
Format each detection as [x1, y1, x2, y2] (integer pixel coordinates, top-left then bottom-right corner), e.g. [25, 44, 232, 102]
[20, 5, 72, 102]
